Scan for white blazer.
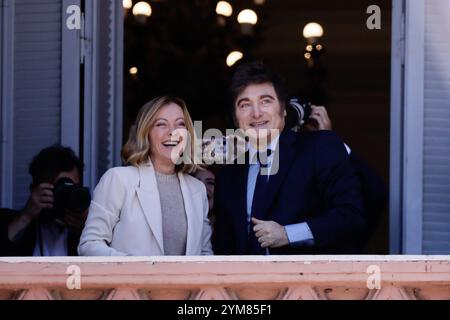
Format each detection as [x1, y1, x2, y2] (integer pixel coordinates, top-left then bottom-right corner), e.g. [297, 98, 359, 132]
[78, 161, 213, 256]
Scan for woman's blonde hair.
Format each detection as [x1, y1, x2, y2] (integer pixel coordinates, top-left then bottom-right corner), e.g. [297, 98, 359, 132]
[121, 96, 199, 174]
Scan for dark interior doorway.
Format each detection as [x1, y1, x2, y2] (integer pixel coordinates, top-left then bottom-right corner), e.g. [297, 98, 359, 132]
[123, 0, 391, 253]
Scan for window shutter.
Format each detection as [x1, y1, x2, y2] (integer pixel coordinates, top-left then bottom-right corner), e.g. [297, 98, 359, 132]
[422, 0, 450, 254]
[12, 0, 62, 209]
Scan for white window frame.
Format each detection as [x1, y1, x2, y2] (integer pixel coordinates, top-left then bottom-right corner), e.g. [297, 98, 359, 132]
[390, 0, 425, 254]
[61, 0, 82, 154]
[0, 0, 14, 208]
[0, 0, 3, 204]
[82, 0, 123, 190]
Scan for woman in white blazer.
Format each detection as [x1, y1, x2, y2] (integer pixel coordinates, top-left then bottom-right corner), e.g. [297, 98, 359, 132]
[78, 96, 213, 256]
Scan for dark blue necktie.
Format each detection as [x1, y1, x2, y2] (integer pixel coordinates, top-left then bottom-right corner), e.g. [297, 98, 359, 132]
[248, 149, 272, 255]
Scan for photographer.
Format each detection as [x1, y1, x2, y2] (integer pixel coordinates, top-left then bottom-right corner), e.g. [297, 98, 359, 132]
[289, 101, 388, 251]
[0, 145, 90, 256]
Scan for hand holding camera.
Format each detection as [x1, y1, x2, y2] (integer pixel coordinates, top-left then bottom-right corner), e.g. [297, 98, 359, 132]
[40, 178, 91, 229]
[22, 183, 55, 222]
[23, 178, 91, 231]
[289, 97, 332, 132]
[305, 105, 332, 131]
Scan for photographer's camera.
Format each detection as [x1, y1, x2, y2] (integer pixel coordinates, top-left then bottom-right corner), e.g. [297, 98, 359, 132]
[41, 178, 91, 223]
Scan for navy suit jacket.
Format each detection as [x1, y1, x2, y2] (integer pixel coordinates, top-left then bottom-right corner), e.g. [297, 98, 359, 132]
[212, 129, 367, 255]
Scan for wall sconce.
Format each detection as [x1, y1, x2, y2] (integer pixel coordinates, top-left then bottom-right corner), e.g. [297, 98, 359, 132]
[216, 1, 233, 17]
[123, 0, 133, 11]
[133, 1, 152, 24]
[129, 67, 138, 75]
[302, 22, 325, 67]
[302, 22, 324, 44]
[216, 1, 233, 27]
[123, 0, 132, 18]
[237, 9, 258, 35]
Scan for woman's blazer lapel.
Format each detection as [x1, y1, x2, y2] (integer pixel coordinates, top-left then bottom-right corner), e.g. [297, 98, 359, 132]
[136, 162, 165, 255]
[178, 173, 202, 255]
[135, 160, 203, 256]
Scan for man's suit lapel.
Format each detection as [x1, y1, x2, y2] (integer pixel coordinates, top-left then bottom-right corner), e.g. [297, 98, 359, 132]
[136, 162, 164, 254]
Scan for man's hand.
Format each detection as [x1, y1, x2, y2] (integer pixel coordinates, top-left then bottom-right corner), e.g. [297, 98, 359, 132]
[305, 105, 332, 131]
[23, 183, 54, 220]
[252, 218, 289, 248]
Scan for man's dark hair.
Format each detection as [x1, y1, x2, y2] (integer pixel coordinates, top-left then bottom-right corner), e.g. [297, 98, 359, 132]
[29, 145, 84, 186]
[229, 61, 288, 124]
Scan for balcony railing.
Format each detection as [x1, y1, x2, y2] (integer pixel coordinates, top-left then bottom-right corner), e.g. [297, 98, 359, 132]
[0, 256, 449, 300]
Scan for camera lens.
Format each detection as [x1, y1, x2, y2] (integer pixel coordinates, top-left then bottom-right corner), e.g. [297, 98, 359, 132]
[289, 97, 312, 127]
[53, 178, 91, 216]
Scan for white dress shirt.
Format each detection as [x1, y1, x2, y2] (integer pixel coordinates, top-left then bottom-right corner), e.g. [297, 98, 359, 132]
[33, 221, 69, 256]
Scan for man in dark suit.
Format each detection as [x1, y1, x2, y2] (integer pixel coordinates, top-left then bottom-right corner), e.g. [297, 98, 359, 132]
[213, 61, 367, 255]
[0, 145, 88, 256]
